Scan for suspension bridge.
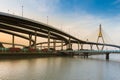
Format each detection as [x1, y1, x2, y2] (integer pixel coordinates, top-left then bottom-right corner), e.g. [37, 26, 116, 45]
[0, 12, 120, 60]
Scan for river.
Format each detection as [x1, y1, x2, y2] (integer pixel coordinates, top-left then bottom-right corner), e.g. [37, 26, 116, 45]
[0, 54, 120, 80]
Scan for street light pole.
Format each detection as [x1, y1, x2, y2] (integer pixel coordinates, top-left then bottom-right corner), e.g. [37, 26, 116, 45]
[22, 5, 23, 17]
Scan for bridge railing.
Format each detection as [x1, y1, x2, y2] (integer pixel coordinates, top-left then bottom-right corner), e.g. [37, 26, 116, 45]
[0, 47, 120, 54]
[62, 50, 120, 53]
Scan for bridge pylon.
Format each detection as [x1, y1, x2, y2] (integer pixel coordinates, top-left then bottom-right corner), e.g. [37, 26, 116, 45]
[96, 24, 105, 50]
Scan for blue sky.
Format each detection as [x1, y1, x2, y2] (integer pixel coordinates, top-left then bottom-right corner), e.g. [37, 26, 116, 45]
[0, 0, 120, 17]
[0, 0, 120, 47]
[56, 0, 120, 16]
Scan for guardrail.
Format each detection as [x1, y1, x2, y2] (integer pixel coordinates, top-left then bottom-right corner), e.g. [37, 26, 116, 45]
[60, 50, 120, 54]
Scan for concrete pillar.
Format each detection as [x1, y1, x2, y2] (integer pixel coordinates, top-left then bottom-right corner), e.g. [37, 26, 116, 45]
[78, 42, 80, 51]
[86, 53, 88, 58]
[12, 35, 15, 48]
[90, 44, 93, 50]
[61, 40, 63, 50]
[66, 45, 68, 50]
[53, 39, 56, 50]
[48, 31, 50, 50]
[96, 45, 99, 50]
[83, 53, 88, 58]
[68, 37, 71, 49]
[81, 44, 83, 50]
[29, 34, 32, 48]
[83, 53, 86, 58]
[40, 44, 42, 49]
[34, 31, 37, 49]
[106, 53, 110, 60]
[71, 43, 72, 49]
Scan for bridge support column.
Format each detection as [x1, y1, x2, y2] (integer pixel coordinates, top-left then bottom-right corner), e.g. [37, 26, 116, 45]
[68, 37, 71, 49]
[83, 53, 88, 58]
[29, 34, 32, 48]
[106, 53, 110, 60]
[86, 53, 88, 58]
[53, 39, 56, 50]
[34, 31, 37, 49]
[40, 44, 42, 49]
[12, 35, 15, 48]
[67, 37, 72, 50]
[61, 40, 63, 50]
[90, 44, 93, 50]
[78, 42, 80, 50]
[96, 24, 105, 50]
[48, 31, 50, 50]
[80, 44, 83, 50]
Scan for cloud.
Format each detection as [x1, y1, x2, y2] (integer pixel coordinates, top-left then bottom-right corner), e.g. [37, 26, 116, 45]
[33, 0, 60, 13]
[1, 0, 120, 48]
[52, 13, 120, 45]
[14, 0, 120, 45]
[113, 0, 120, 4]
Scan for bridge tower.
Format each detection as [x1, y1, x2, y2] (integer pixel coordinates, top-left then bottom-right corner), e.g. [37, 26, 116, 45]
[96, 24, 105, 50]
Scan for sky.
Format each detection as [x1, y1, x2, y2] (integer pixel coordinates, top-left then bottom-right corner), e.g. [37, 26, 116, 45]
[0, 0, 120, 48]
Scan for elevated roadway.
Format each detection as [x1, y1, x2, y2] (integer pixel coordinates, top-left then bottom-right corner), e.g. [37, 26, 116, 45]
[0, 12, 120, 49]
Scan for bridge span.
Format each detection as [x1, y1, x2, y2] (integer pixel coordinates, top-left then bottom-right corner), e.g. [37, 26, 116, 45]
[60, 50, 120, 60]
[0, 12, 120, 60]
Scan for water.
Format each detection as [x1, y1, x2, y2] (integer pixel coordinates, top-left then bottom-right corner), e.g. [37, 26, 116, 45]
[0, 54, 120, 80]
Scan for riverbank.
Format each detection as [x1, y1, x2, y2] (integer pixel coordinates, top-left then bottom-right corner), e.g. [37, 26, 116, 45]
[0, 52, 73, 59]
